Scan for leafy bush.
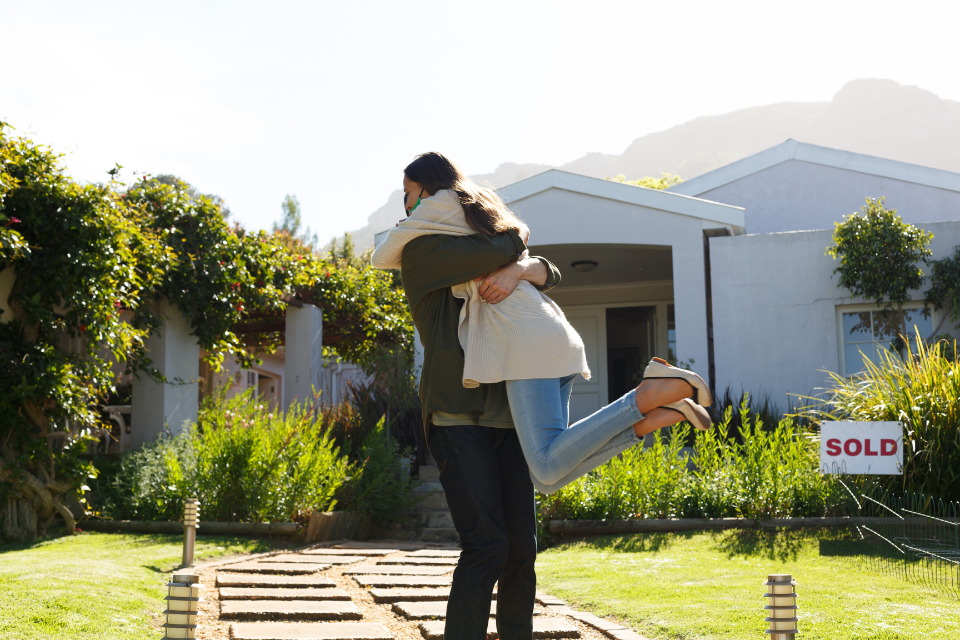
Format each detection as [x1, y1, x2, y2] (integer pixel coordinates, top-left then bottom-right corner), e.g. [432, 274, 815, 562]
[99, 392, 349, 522]
[334, 416, 423, 525]
[802, 333, 960, 501]
[539, 400, 842, 524]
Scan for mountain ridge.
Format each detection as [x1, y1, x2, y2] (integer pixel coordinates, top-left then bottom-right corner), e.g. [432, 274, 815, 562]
[346, 78, 960, 249]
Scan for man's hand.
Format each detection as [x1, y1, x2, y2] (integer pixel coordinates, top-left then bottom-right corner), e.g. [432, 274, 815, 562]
[476, 257, 547, 304]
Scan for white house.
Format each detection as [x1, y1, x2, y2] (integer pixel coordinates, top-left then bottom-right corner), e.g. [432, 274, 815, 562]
[380, 140, 960, 420]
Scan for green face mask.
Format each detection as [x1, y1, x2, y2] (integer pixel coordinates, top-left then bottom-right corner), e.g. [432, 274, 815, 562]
[405, 189, 423, 217]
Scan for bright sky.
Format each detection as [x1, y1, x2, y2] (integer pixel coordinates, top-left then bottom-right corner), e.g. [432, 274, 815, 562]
[4, 0, 959, 242]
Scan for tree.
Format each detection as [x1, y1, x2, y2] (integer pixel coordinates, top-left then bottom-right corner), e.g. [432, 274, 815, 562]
[924, 245, 960, 340]
[272, 194, 318, 252]
[606, 173, 682, 190]
[827, 197, 933, 352]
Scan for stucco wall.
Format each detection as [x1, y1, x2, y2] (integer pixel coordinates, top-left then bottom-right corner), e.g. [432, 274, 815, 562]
[711, 221, 960, 409]
[697, 160, 960, 235]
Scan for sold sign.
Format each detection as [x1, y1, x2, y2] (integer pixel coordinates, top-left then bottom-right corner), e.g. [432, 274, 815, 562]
[819, 421, 902, 475]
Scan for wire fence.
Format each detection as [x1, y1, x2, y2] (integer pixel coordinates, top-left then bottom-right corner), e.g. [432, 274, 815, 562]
[840, 479, 960, 594]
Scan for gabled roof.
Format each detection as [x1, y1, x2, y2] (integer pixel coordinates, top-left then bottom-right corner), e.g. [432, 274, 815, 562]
[497, 169, 745, 228]
[668, 139, 960, 197]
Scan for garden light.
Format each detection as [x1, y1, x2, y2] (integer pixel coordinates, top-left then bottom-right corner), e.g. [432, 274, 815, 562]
[163, 571, 200, 639]
[182, 498, 200, 568]
[762, 573, 798, 638]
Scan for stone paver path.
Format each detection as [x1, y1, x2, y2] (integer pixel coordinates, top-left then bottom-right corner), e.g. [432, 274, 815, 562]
[203, 542, 650, 640]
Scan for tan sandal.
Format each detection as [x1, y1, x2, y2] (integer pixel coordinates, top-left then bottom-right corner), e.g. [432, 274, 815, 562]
[662, 398, 713, 431]
[643, 358, 712, 407]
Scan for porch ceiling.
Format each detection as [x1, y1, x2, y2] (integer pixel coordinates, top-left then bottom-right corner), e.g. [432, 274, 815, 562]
[528, 243, 672, 288]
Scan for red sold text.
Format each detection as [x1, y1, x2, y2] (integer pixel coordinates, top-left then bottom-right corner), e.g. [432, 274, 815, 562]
[824, 438, 898, 457]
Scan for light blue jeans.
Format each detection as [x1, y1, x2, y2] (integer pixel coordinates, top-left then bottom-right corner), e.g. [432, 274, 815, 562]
[505, 374, 643, 494]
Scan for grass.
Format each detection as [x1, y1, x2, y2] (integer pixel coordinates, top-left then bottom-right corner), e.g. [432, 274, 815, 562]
[536, 528, 960, 639]
[0, 529, 288, 640]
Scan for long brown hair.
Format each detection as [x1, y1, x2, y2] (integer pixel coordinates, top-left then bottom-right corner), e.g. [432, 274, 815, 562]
[404, 152, 529, 241]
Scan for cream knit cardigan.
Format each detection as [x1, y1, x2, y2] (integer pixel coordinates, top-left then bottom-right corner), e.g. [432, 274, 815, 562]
[371, 189, 590, 388]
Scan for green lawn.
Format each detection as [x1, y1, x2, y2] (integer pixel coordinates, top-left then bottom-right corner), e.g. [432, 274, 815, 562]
[0, 530, 285, 640]
[536, 528, 959, 640]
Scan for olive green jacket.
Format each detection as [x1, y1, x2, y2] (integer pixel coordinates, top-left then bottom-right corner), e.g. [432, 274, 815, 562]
[399, 230, 561, 441]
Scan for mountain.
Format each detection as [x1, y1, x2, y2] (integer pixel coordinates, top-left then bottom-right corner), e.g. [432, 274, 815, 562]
[348, 79, 960, 249]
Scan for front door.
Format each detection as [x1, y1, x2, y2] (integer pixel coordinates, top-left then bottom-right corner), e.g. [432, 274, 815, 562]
[564, 308, 608, 424]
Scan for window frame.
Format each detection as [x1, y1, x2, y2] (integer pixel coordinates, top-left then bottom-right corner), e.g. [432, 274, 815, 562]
[836, 302, 936, 376]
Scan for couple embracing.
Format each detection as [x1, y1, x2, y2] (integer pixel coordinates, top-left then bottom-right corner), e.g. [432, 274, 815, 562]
[371, 152, 713, 640]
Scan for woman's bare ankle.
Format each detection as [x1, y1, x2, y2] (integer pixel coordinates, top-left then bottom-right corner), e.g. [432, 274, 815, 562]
[635, 378, 692, 414]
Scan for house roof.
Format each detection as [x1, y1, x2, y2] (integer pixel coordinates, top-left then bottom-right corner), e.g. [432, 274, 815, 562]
[497, 169, 745, 228]
[668, 139, 960, 197]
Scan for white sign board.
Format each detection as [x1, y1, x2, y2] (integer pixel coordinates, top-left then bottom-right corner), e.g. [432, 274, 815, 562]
[819, 421, 902, 475]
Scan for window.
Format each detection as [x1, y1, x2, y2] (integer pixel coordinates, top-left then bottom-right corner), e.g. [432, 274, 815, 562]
[839, 305, 933, 375]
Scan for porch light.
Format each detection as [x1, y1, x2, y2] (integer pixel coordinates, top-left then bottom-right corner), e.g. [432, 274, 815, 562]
[571, 260, 598, 272]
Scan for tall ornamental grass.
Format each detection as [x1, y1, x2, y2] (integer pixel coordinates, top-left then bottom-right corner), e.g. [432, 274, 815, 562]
[99, 392, 349, 522]
[803, 333, 960, 500]
[540, 400, 842, 522]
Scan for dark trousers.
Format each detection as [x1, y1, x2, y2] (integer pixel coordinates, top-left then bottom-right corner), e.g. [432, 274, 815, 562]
[428, 425, 537, 640]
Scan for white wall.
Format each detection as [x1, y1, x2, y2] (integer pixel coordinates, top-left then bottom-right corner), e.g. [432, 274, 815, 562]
[696, 160, 960, 235]
[711, 221, 960, 409]
[130, 298, 199, 447]
[511, 188, 714, 381]
[284, 304, 324, 409]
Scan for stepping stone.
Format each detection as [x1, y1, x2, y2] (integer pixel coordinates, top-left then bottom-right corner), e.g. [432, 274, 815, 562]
[334, 541, 424, 550]
[536, 592, 566, 606]
[220, 588, 351, 600]
[268, 554, 364, 565]
[419, 618, 578, 639]
[369, 588, 496, 603]
[406, 550, 460, 558]
[394, 601, 532, 620]
[377, 558, 458, 566]
[303, 548, 397, 557]
[221, 563, 329, 575]
[231, 622, 394, 640]
[220, 600, 362, 621]
[369, 588, 451, 603]
[352, 575, 453, 588]
[217, 574, 337, 588]
[344, 565, 451, 576]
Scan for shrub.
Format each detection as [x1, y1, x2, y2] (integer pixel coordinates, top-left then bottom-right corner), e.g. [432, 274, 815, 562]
[539, 400, 842, 525]
[99, 392, 349, 522]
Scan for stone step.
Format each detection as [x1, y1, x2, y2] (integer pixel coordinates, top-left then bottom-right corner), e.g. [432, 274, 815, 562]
[217, 574, 338, 588]
[406, 550, 460, 558]
[411, 480, 443, 494]
[410, 493, 448, 510]
[219, 588, 351, 601]
[418, 465, 440, 481]
[267, 554, 364, 565]
[220, 600, 362, 621]
[333, 541, 425, 551]
[351, 575, 453, 588]
[376, 557, 458, 566]
[402, 511, 455, 529]
[393, 601, 539, 620]
[302, 548, 397, 557]
[231, 622, 394, 640]
[343, 565, 452, 576]
[380, 528, 459, 544]
[419, 618, 579, 639]
[220, 563, 329, 575]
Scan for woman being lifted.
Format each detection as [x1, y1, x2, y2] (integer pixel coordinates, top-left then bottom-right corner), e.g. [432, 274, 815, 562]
[373, 151, 712, 493]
